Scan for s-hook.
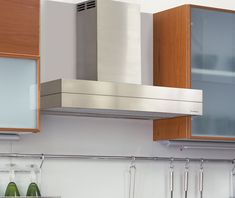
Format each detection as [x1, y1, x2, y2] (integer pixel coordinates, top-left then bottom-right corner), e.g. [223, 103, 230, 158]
[129, 157, 136, 198]
[37, 154, 45, 190]
[199, 159, 204, 198]
[184, 159, 190, 198]
[39, 154, 45, 170]
[232, 159, 235, 175]
[230, 159, 235, 197]
[169, 158, 174, 198]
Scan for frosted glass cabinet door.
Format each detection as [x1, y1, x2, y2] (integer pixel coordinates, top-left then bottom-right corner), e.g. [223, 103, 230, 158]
[191, 8, 235, 137]
[0, 57, 38, 130]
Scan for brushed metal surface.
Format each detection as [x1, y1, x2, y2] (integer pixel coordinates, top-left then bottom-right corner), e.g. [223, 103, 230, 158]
[76, 0, 141, 84]
[41, 79, 203, 102]
[77, 0, 97, 81]
[41, 79, 203, 120]
[97, 0, 141, 84]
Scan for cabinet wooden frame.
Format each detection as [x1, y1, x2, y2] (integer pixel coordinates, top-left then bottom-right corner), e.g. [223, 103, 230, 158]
[0, 0, 40, 56]
[0, 52, 40, 133]
[153, 4, 235, 141]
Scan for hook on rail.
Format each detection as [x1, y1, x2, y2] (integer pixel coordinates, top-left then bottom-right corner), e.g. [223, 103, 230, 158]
[170, 158, 174, 169]
[200, 159, 204, 170]
[199, 159, 204, 197]
[131, 156, 135, 165]
[185, 158, 190, 170]
[232, 159, 235, 174]
[129, 156, 136, 198]
[169, 158, 175, 198]
[39, 154, 45, 169]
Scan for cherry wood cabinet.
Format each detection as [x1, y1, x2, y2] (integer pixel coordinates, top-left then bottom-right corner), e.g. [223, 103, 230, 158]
[0, 0, 40, 56]
[153, 5, 235, 141]
[0, 0, 40, 132]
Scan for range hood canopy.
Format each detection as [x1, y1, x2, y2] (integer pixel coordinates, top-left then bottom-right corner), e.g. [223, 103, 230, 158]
[41, 79, 202, 120]
[41, 0, 203, 120]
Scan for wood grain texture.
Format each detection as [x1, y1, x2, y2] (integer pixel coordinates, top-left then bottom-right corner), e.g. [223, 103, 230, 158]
[153, 5, 191, 88]
[0, 128, 40, 133]
[153, 5, 192, 141]
[153, 117, 191, 141]
[0, 0, 40, 55]
[0, 52, 39, 59]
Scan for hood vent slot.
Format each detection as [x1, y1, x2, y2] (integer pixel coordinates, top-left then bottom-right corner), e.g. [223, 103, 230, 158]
[87, 0, 96, 9]
[77, 1, 96, 12]
[77, 3, 85, 12]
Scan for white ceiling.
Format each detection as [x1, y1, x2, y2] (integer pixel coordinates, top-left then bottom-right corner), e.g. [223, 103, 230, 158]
[47, 0, 235, 13]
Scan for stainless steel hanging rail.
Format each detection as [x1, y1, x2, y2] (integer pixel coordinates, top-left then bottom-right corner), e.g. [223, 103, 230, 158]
[0, 153, 234, 164]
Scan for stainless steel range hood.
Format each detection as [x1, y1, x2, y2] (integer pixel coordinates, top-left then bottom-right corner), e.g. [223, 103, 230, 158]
[41, 79, 202, 120]
[41, 0, 203, 120]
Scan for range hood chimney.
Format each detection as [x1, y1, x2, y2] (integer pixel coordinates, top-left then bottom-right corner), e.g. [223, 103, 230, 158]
[76, 0, 141, 84]
[40, 0, 203, 120]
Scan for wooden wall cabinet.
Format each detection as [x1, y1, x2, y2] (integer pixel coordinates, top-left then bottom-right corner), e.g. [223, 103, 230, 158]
[0, 0, 40, 132]
[153, 5, 235, 141]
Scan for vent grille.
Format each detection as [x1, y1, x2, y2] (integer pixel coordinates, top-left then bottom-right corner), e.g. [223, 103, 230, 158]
[77, 0, 96, 12]
[87, 0, 96, 9]
[77, 3, 85, 12]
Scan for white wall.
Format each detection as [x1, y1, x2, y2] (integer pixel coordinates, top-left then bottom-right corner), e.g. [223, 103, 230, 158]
[2, 1, 235, 198]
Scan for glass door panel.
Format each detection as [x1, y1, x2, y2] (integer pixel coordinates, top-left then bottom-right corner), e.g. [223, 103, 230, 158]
[0, 57, 38, 129]
[192, 8, 235, 137]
